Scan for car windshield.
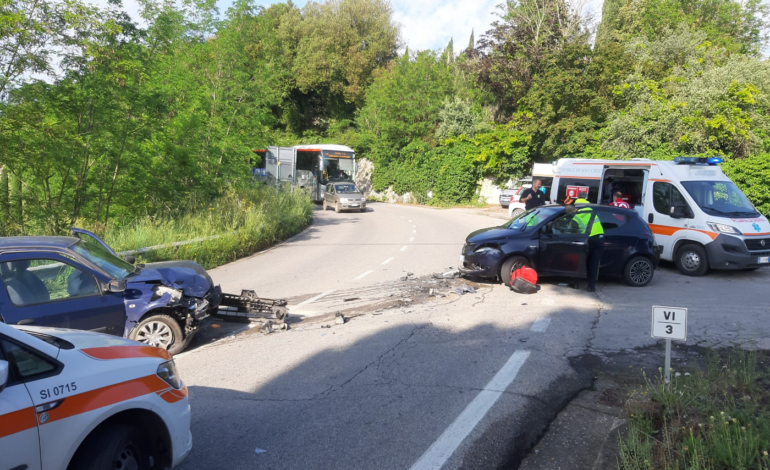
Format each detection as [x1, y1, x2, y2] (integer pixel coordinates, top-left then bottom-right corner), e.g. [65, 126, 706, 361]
[70, 240, 135, 280]
[335, 184, 359, 193]
[506, 206, 561, 231]
[681, 181, 759, 217]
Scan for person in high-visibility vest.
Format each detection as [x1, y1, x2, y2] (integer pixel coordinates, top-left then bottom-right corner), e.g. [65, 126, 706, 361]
[566, 193, 604, 292]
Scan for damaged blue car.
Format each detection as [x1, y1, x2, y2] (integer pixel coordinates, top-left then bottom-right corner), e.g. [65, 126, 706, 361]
[0, 229, 224, 354]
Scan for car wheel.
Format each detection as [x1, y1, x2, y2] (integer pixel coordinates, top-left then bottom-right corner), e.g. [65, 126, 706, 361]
[675, 244, 709, 276]
[335, 202, 340, 213]
[624, 256, 654, 287]
[511, 208, 525, 218]
[70, 424, 151, 470]
[130, 314, 185, 355]
[500, 256, 530, 287]
[360, 208, 366, 212]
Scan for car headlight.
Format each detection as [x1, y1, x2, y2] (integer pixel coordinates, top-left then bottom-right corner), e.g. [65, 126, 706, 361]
[474, 246, 500, 254]
[707, 223, 742, 235]
[157, 360, 183, 389]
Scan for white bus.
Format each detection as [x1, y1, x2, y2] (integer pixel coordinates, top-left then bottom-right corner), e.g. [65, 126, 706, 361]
[252, 144, 357, 202]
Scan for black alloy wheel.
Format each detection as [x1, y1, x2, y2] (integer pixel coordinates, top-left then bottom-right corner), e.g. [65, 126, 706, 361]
[501, 256, 531, 287]
[624, 256, 654, 287]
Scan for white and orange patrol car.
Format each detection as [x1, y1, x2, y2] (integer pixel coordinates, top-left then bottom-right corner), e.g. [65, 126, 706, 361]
[0, 320, 192, 470]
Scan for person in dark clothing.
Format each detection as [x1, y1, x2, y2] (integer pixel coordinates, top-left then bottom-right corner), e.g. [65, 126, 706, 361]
[520, 178, 546, 211]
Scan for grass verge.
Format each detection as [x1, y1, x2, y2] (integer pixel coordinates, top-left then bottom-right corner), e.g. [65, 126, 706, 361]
[620, 347, 770, 470]
[79, 186, 312, 270]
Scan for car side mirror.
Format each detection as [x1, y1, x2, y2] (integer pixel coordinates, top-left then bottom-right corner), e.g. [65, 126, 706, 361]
[107, 280, 127, 293]
[124, 255, 136, 264]
[0, 360, 9, 393]
[670, 205, 687, 219]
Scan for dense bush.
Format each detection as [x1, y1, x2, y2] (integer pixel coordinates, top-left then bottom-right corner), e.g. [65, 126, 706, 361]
[722, 154, 770, 217]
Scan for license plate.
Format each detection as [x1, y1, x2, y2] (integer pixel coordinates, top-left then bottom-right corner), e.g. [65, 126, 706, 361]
[350, 204, 359, 207]
[460, 255, 465, 263]
[759, 257, 769, 264]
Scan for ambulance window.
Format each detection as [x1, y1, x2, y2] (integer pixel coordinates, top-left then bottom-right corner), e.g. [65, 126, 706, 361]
[653, 182, 688, 215]
[0, 338, 57, 380]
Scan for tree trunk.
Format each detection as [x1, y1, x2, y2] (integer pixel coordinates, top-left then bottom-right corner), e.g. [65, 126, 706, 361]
[0, 166, 8, 233]
[10, 172, 22, 231]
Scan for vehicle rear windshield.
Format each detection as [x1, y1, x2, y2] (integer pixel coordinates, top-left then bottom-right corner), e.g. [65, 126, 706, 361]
[335, 184, 359, 193]
[70, 240, 134, 280]
[681, 181, 759, 218]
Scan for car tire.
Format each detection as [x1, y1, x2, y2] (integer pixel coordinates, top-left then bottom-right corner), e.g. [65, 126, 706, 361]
[675, 244, 709, 276]
[335, 202, 340, 213]
[360, 208, 366, 212]
[500, 256, 531, 287]
[623, 256, 654, 287]
[510, 208, 525, 218]
[130, 314, 186, 355]
[70, 424, 152, 470]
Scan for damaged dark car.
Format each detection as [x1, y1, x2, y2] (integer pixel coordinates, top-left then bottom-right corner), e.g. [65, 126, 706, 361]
[0, 229, 222, 354]
[460, 205, 661, 288]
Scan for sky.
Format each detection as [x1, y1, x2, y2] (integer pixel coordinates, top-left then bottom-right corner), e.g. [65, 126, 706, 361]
[110, 0, 605, 52]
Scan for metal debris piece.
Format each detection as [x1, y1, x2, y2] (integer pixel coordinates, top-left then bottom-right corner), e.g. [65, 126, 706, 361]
[260, 321, 273, 334]
[335, 313, 346, 325]
[432, 269, 461, 279]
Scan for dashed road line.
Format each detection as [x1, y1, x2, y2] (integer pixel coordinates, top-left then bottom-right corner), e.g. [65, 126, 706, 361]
[409, 237, 414, 242]
[409, 350, 531, 470]
[400, 246, 409, 252]
[296, 290, 336, 307]
[412, 225, 417, 228]
[530, 318, 551, 333]
[409, 219, 413, 222]
[353, 270, 374, 280]
[413, 230, 417, 234]
[382, 257, 394, 265]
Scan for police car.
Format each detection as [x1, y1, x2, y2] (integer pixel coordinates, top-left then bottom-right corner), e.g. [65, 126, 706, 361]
[0, 320, 192, 470]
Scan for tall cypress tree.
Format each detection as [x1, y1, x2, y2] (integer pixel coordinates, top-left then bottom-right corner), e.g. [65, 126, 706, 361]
[595, 0, 626, 45]
[468, 29, 474, 50]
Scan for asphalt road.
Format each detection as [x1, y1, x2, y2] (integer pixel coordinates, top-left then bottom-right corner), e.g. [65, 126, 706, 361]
[176, 202, 770, 470]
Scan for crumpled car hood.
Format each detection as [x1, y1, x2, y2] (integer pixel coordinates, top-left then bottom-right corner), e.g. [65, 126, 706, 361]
[128, 260, 214, 298]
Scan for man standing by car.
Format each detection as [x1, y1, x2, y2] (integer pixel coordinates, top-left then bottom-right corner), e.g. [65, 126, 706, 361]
[521, 178, 545, 211]
[571, 193, 605, 292]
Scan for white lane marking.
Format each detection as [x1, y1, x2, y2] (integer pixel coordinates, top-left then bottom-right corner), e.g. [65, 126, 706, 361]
[409, 220, 413, 222]
[409, 237, 415, 242]
[413, 230, 417, 234]
[412, 225, 417, 228]
[400, 246, 409, 252]
[530, 318, 551, 333]
[382, 257, 394, 265]
[354, 270, 374, 280]
[401, 216, 406, 219]
[409, 350, 531, 470]
[296, 290, 335, 307]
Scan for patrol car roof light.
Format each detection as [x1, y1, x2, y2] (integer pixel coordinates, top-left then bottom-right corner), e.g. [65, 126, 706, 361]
[707, 157, 722, 165]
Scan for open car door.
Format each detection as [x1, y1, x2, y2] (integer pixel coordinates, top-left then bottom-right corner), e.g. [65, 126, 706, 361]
[538, 212, 589, 278]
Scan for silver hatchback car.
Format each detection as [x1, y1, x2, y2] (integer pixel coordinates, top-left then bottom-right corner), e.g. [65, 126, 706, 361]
[323, 182, 367, 212]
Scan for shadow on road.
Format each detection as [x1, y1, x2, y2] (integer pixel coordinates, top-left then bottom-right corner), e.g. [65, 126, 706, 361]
[177, 309, 598, 470]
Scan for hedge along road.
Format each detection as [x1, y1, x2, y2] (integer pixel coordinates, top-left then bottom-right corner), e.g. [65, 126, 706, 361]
[176, 202, 770, 470]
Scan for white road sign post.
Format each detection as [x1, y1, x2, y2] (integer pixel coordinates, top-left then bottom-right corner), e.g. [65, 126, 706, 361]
[651, 306, 688, 387]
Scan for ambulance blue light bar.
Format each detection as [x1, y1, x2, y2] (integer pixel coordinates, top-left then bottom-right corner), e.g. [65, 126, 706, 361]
[674, 156, 722, 165]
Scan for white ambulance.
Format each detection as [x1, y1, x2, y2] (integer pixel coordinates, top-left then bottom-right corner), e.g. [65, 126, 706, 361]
[0, 320, 192, 470]
[548, 157, 770, 275]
